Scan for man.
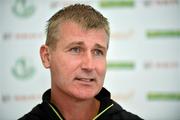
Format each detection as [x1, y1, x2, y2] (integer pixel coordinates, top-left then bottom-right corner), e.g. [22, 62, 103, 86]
[19, 4, 143, 120]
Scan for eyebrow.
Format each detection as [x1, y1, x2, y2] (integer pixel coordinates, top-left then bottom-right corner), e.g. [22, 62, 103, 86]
[66, 41, 107, 51]
[66, 41, 84, 48]
[94, 43, 107, 51]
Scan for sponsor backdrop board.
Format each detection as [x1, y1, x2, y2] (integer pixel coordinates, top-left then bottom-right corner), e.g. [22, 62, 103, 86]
[0, 0, 180, 120]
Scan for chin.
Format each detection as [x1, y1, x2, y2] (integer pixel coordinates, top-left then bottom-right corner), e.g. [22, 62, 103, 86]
[71, 89, 100, 100]
[75, 95, 96, 101]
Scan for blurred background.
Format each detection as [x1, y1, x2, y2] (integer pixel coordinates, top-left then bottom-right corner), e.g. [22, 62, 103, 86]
[0, 0, 180, 119]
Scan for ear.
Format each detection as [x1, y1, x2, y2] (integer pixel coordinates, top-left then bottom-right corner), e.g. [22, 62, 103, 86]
[40, 45, 51, 68]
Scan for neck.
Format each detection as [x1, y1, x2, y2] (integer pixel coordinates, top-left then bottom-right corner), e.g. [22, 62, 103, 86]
[51, 87, 100, 120]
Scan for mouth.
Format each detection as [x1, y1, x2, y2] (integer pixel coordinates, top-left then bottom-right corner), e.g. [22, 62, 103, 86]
[75, 77, 95, 82]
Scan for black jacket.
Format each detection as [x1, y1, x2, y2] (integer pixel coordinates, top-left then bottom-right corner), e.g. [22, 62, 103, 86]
[19, 88, 143, 120]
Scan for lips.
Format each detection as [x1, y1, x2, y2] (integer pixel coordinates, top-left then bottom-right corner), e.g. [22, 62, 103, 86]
[75, 77, 95, 82]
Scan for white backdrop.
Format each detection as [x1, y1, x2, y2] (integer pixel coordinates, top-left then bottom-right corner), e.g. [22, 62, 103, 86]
[1, 0, 180, 120]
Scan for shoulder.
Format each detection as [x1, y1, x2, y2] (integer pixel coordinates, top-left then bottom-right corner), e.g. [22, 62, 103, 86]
[18, 103, 48, 120]
[111, 101, 143, 120]
[18, 90, 52, 120]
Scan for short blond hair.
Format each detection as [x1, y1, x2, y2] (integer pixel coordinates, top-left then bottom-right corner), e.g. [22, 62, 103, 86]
[46, 4, 110, 49]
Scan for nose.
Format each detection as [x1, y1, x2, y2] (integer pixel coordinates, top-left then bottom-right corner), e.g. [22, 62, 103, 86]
[81, 52, 95, 72]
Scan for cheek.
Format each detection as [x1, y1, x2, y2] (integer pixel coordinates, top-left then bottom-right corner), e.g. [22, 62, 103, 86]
[50, 54, 68, 76]
[50, 56, 75, 85]
[96, 60, 106, 77]
[57, 56, 81, 76]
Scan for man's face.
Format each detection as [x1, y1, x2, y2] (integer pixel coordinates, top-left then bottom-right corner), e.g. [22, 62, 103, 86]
[47, 21, 108, 100]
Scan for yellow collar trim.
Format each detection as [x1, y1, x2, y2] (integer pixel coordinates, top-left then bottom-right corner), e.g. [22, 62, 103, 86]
[93, 103, 114, 120]
[48, 103, 63, 120]
[48, 103, 114, 120]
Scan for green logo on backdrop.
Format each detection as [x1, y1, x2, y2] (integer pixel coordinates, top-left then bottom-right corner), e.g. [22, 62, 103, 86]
[12, 0, 36, 18]
[107, 61, 135, 69]
[100, 0, 134, 8]
[11, 57, 36, 80]
[147, 92, 180, 101]
[147, 30, 180, 38]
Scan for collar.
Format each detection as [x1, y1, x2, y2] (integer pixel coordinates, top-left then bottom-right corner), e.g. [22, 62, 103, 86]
[42, 87, 114, 120]
[43, 87, 111, 103]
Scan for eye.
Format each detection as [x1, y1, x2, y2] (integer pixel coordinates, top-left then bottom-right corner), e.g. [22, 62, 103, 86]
[94, 49, 104, 56]
[69, 47, 81, 54]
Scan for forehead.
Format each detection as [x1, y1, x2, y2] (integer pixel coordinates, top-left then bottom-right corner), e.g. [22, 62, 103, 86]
[59, 20, 106, 36]
[57, 21, 108, 48]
